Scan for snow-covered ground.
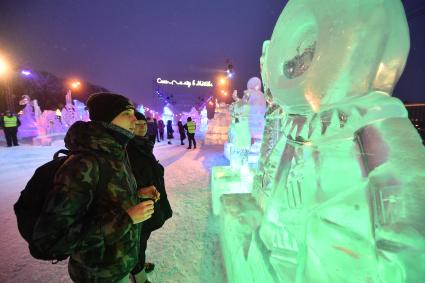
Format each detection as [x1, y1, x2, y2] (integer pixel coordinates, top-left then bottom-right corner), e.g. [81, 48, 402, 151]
[0, 139, 229, 283]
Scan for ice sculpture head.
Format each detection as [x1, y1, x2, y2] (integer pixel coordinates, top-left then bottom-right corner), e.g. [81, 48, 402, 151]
[232, 90, 239, 102]
[247, 77, 262, 91]
[265, 0, 410, 113]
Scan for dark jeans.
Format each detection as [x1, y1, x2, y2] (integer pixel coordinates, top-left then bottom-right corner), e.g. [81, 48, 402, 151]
[131, 231, 152, 275]
[188, 133, 196, 148]
[159, 131, 164, 141]
[4, 127, 18, 146]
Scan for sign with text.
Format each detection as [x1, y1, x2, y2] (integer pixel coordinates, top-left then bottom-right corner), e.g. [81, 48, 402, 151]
[156, 78, 214, 88]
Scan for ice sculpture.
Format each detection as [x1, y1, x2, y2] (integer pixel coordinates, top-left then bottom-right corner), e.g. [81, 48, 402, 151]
[17, 95, 39, 138]
[200, 106, 208, 132]
[204, 102, 231, 145]
[73, 99, 90, 122]
[32, 93, 89, 145]
[218, 0, 425, 282]
[225, 78, 267, 167]
[162, 104, 174, 125]
[137, 104, 145, 115]
[227, 90, 251, 169]
[246, 77, 266, 141]
[181, 107, 200, 129]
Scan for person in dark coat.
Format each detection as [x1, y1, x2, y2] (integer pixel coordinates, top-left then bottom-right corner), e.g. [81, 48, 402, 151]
[127, 112, 173, 283]
[177, 121, 186, 145]
[146, 117, 157, 144]
[153, 119, 160, 142]
[157, 120, 165, 141]
[166, 120, 174, 144]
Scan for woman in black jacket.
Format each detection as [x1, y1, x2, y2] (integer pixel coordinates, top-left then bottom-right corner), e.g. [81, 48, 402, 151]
[127, 112, 173, 283]
[177, 121, 186, 145]
[166, 120, 174, 144]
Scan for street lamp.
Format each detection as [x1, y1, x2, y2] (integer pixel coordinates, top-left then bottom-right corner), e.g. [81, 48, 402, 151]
[71, 81, 81, 89]
[0, 57, 10, 77]
[0, 56, 15, 112]
[21, 69, 32, 76]
[65, 80, 82, 107]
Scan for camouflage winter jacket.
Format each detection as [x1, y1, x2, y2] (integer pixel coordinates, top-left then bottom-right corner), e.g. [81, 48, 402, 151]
[32, 121, 141, 283]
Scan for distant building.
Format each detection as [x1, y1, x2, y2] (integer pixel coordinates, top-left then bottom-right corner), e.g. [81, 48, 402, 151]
[405, 103, 425, 142]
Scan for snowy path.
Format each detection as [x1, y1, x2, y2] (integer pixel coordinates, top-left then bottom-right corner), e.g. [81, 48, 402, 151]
[0, 141, 228, 283]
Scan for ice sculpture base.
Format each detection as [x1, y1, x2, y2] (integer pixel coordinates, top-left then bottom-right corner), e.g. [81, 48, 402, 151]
[224, 142, 260, 167]
[32, 133, 65, 146]
[219, 193, 278, 283]
[210, 166, 254, 215]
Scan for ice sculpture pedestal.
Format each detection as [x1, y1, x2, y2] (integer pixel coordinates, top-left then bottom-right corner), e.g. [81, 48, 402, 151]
[219, 194, 261, 283]
[224, 142, 261, 167]
[219, 194, 279, 283]
[210, 166, 254, 215]
[32, 133, 65, 146]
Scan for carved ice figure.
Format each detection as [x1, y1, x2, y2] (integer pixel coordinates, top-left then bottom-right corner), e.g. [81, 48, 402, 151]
[219, 0, 424, 282]
[228, 90, 251, 169]
[33, 99, 42, 120]
[246, 77, 266, 141]
[181, 107, 200, 128]
[137, 104, 145, 115]
[162, 104, 174, 125]
[17, 95, 39, 138]
[200, 106, 208, 132]
[253, 0, 425, 282]
[73, 99, 90, 122]
[204, 102, 231, 145]
[36, 110, 64, 136]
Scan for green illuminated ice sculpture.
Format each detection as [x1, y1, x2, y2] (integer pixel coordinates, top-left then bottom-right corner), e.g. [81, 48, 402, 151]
[218, 0, 425, 282]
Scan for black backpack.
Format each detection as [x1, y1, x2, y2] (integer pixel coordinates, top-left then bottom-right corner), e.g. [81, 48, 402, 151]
[13, 149, 103, 262]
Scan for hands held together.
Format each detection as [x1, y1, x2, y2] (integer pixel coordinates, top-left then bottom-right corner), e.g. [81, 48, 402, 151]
[127, 185, 160, 224]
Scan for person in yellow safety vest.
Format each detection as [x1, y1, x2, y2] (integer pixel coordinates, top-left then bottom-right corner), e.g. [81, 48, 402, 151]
[2, 110, 21, 147]
[184, 117, 197, 149]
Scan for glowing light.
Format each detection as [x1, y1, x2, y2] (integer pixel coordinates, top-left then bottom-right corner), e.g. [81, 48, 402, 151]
[0, 57, 9, 77]
[21, 70, 31, 76]
[218, 77, 227, 85]
[71, 81, 81, 89]
[156, 77, 214, 88]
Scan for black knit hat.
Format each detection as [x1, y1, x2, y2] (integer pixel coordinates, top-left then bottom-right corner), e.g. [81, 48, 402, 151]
[86, 92, 135, 123]
[134, 111, 147, 121]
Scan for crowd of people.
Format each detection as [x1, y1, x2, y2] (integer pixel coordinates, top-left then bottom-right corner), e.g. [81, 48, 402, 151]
[19, 92, 198, 283]
[0, 103, 197, 150]
[144, 116, 196, 149]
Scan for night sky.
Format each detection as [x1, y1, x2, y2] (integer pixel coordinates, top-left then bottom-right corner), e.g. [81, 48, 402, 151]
[0, 0, 423, 113]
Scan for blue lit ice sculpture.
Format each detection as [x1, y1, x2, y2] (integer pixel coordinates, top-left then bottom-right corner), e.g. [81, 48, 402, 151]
[162, 104, 174, 125]
[137, 104, 145, 115]
[218, 0, 425, 282]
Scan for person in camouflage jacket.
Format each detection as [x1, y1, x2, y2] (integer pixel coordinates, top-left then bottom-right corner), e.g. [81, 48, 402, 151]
[32, 93, 155, 283]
